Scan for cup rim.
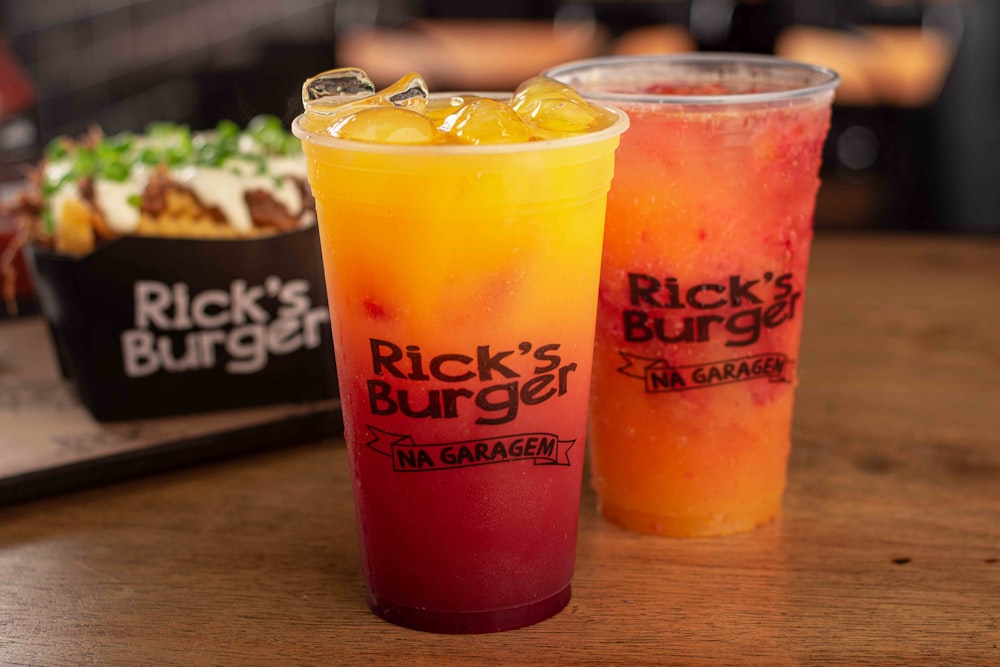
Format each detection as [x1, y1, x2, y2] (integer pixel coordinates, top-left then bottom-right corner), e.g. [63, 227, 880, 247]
[544, 53, 840, 106]
[291, 92, 629, 155]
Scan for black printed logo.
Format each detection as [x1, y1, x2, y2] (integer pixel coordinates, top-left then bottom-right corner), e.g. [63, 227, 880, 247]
[619, 352, 793, 392]
[365, 338, 579, 426]
[616, 270, 800, 393]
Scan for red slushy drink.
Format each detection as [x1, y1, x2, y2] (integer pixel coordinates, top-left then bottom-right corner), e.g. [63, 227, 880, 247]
[548, 55, 838, 537]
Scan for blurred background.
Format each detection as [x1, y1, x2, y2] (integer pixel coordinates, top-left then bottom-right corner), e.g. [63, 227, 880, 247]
[0, 0, 997, 233]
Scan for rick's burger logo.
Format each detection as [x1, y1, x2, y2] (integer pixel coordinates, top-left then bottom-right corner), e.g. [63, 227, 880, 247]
[618, 270, 799, 393]
[363, 338, 580, 473]
[122, 277, 329, 377]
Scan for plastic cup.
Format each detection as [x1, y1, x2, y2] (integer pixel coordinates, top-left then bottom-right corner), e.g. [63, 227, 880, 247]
[293, 98, 628, 632]
[546, 55, 838, 537]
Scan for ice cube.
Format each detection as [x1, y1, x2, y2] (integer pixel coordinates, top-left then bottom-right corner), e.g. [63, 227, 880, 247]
[511, 75, 618, 136]
[438, 98, 531, 145]
[510, 76, 586, 119]
[426, 95, 479, 124]
[524, 98, 617, 137]
[330, 107, 440, 145]
[379, 72, 429, 113]
[302, 68, 376, 107]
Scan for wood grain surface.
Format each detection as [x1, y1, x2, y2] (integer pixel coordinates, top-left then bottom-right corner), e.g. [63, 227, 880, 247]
[1, 234, 998, 666]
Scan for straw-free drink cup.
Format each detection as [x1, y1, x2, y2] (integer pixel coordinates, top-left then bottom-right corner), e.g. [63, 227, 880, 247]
[294, 80, 628, 632]
[546, 54, 838, 537]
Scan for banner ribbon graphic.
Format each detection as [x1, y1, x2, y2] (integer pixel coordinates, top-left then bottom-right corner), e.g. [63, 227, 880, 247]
[618, 352, 794, 393]
[365, 426, 575, 472]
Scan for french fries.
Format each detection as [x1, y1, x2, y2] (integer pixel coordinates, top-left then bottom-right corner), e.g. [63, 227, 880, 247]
[54, 198, 97, 256]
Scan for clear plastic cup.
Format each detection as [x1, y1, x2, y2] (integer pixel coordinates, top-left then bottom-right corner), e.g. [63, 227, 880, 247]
[293, 98, 628, 631]
[546, 54, 838, 537]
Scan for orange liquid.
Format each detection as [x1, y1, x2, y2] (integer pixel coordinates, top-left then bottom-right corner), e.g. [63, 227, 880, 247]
[590, 95, 832, 536]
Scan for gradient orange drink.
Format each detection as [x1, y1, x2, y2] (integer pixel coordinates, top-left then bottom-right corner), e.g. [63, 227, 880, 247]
[293, 70, 627, 632]
[547, 55, 838, 537]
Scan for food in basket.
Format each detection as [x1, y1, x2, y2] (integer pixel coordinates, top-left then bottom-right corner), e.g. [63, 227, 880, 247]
[1, 116, 314, 314]
[9, 115, 314, 255]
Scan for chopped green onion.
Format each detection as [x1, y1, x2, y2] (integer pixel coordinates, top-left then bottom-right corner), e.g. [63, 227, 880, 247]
[216, 119, 240, 139]
[42, 208, 56, 235]
[45, 138, 70, 161]
[195, 142, 225, 167]
[70, 147, 96, 177]
[102, 161, 130, 182]
[103, 133, 133, 153]
[282, 134, 302, 154]
[139, 148, 163, 165]
[165, 146, 188, 167]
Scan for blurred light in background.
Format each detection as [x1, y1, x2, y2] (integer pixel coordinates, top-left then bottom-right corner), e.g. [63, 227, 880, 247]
[0, 0, 996, 232]
[838, 125, 880, 171]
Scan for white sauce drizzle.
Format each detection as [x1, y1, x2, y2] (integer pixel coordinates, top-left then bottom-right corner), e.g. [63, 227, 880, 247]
[173, 166, 302, 233]
[43, 160, 72, 184]
[93, 171, 146, 233]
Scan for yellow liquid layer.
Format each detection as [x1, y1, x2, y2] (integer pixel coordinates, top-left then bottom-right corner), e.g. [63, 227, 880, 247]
[600, 496, 782, 538]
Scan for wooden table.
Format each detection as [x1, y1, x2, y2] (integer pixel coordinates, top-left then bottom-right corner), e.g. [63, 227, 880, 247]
[1, 234, 998, 665]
